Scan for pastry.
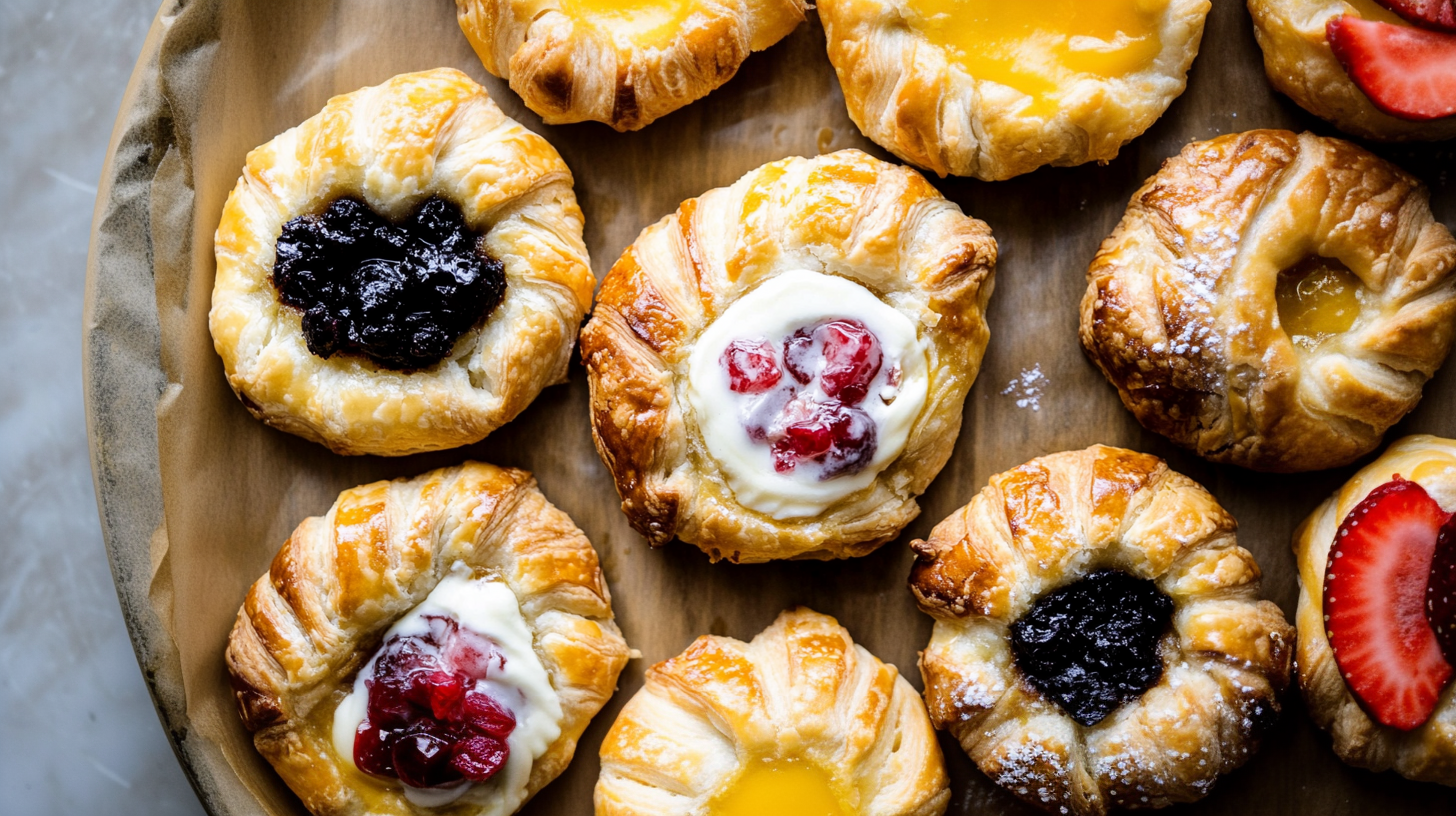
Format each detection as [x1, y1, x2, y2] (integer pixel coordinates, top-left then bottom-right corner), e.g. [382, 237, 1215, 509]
[594, 607, 949, 816]
[210, 68, 594, 456]
[580, 149, 996, 563]
[1292, 434, 1456, 784]
[818, 0, 1211, 181]
[910, 445, 1294, 816]
[455, 0, 808, 131]
[225, 462, 630, 816]
[1249, 0, 1456, 141]
[1081, 129, 1456, 473]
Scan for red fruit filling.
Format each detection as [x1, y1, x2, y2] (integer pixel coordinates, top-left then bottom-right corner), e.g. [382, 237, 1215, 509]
[1325, 477, 1454, 730]
[784, 319, 883, 404]
[1429, 514, 1456, 664]
[1375, 0, 1456, 31]
[353, 615, 515, 788]
[722, 339, 782, 394]
[1327, 15, 1456, 121]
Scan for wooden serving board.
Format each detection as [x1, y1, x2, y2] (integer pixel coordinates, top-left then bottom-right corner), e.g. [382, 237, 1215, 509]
[83, 0, 1456, 814]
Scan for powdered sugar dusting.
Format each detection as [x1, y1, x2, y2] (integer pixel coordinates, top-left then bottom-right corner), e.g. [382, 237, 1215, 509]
[1002, 364, 1046, 411]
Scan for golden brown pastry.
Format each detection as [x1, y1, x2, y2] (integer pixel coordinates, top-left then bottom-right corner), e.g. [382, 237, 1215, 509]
[595, 607, 948, 816]
[910, 445, 1294, 816]
[210, 68, 593, 456]
[225, 462, 630, 816]
[1292, 434, 1456, 784]
[1081, 130, 1456, 473]
[455, 0, 808, 131]
[1249, 0, 1456, 141]
[580, 149, 995, 563]
[818, 0, 1211, 181]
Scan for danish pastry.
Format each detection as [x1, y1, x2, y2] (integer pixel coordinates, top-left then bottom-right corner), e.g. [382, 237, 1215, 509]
[1292, 434, 1456, 784]
[818, 0, 1211, 181]
[455, 0, 808, 131]
[910, 445, 1294, 816]
[210, 68, 594, 456]
[225, 462, 630, 816]
[580, 149, 996, 563]
[1081, 129, 1456, 473]
[594, 607, 949, 816]
[1249, 0, 1456, 141]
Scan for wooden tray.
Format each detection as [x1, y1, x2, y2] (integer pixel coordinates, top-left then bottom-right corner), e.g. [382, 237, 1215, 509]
[83, 0, 1456, 814]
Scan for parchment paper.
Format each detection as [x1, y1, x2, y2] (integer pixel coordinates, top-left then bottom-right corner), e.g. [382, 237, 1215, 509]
[88, 0, 1456, 814]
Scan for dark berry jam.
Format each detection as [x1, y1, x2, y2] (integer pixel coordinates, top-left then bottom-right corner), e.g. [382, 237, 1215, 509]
[353, 615, 515, 789]
[272, 196, 506, 371]
[1010, 569, 1173, 726]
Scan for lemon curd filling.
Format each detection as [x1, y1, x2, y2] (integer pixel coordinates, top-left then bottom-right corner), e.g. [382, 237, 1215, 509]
[901, 0, 1170, 111]
[707, 759, 851, 816]
[1341, 0, 1408, 25]
[554, 0, 694, 44]
[1276, 256, 1363, 350]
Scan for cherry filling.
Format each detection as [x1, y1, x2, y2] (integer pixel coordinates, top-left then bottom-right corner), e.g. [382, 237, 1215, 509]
[720, 319, 891, 479]
[353, 615, 516, 790]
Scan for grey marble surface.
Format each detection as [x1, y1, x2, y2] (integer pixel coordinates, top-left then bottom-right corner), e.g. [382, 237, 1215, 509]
[0, 1, 206, 813]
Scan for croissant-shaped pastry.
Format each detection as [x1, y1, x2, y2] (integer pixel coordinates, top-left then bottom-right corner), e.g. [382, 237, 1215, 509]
[210, 68, 594, 456]
[909, 445, 1294, 816]
[1081, 129, 1456, 473]
[455, 0, 808, 131]
[594, 607, 949, 816]
[580, 149, 995, 563]
[818, 0, 1211, 180]
[225, 462, 630, 816]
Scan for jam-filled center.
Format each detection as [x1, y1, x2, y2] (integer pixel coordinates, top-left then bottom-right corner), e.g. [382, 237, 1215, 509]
[902, 0, 1169, 110]
[707, 759, 849, 816]
[555, 0, 693, 43]
[1010, 569, 1173, 726]
[272, 196, 506, 371]
[1276, 255, 1362, 350]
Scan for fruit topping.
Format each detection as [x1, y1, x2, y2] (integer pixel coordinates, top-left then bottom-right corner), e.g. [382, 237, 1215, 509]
[1375, 0, 1456, 31]
[1010, 569, 1174, 727]
[1324, 476, 1453, 730]
[769, 402, 878, 478]
[1428, 514, 1456, 665]
[784, 320, 883, 404]
[1327, 15, 1456, 121]
[722, 339, 783, 394]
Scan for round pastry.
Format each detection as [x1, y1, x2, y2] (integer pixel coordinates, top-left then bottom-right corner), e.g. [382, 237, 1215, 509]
[580, 149, 996, 563]
[1292, 434, 1456, 784]
[817, 0, 1211, 181]
[909, 445, 1294, 816]
[455, 0, 808, 131]
[210, 68, 594, 456]
[1249, 0, 1456, 141]
[225, 461, 630, 816]
[1080, 129, 1456, 473]
[594, 607, 949, 816]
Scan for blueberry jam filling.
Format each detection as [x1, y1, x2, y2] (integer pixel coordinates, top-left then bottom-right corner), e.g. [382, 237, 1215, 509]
[354, 615, 516, 789]
[1010, 569, 1174, 727]
[272, 196, 506, 370]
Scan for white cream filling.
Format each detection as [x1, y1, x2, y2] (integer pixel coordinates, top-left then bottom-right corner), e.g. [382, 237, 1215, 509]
[686, 270, 929, 519]
[332, 567, 563, 811]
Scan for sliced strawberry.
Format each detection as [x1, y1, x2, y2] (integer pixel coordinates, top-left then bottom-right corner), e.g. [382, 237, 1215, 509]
[1327, 15, 1456, 121]
[1375, 0, 1456, 31]
[1429, 514, 1456, 665]
[1325, 476, 1453, 730]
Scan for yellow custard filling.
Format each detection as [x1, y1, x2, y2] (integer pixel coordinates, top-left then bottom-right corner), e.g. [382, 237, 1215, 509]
[1341, 0, 1408, 25]
[551, 0, 694, 44]
[1276, 256, 1363, 350]
[901, 0, 1171, 111]
[707, 758, 851, 816]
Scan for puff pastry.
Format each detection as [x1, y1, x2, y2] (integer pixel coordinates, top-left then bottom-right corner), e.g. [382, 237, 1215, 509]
[580, 149, 996, 563]
[910, 445, 1294, 816]
[595, 607, 948, 816]
[1292, 434, 1456, 784]
[455, 0, 808, 131]
[818, 0, 1210, 181]
[1081, 129, 1456, 473]
[210, 68, 594, 456]
[225, 461, 630, 816]
[1249, 0, 1456, 141]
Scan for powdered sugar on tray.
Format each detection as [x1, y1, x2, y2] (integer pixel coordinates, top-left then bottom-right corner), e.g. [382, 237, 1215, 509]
[1002, 364, 1047, 411]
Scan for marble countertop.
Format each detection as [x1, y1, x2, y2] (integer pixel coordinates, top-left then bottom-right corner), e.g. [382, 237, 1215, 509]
[1, 1, 205, 812]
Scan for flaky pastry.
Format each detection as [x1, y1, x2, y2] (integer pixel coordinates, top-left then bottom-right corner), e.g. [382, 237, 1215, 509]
[910, 445, 1294, 816]
[455, 0, 808, 131]
[210, 68, 593, 456]
[1081, 130, 1456, 473]
[225, 462, 629, 816]
[818, 0, 1210, 181]
[595, 607, 948, 816]
[1292, 434, 1456, 784]
[580, 149, 995, 563]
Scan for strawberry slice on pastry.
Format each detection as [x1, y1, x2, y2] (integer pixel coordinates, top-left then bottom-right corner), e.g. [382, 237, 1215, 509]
[1327, 15, 1456, 121]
